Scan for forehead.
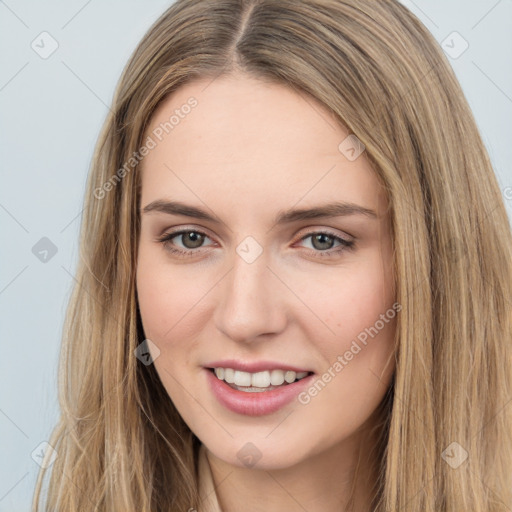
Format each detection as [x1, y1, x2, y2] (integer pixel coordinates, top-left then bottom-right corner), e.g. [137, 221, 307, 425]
[139, 75, 387, 217]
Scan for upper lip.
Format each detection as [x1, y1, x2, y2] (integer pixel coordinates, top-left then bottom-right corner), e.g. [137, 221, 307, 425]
[204, 359, 313, 374]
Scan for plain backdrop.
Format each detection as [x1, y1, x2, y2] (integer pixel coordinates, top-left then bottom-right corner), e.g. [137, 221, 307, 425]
[0, 0, 511, 510]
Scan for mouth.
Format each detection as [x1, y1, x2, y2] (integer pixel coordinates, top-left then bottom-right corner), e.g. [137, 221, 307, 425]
[204, 365, 315, 416]
[206, 367, 314, 393]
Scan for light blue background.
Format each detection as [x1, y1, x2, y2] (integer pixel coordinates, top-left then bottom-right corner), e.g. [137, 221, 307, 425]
[1, 1, 511, 509]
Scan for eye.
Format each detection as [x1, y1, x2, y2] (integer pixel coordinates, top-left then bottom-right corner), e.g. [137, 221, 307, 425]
[156, 228, 355, 259]
[156, 229, 214, 256]
[297, 231, 354, 258]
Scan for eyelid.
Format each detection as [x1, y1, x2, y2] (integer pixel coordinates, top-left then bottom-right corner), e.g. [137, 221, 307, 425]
[157, 224, 353, 242]
[156, 224, 355, 257]
[156, 225, 216, 241]
[293, 225, 354, 244]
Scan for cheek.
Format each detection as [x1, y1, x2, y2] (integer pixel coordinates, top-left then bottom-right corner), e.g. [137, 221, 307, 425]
[299, 249, 395, 350]
[136, 251, 212, 344]
[296, 263, 396, 436]
[136, 256, 210, 402]
[293, 249, 396, 417]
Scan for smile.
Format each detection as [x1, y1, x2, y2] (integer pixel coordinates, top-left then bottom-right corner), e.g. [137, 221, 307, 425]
[204, 367, 315, 416]
[212, 367, 311, 391]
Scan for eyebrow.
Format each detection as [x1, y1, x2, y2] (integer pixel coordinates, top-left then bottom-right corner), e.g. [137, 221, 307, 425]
[141, 199, 378, 225]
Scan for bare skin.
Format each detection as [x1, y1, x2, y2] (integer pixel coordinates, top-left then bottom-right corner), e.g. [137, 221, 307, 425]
[136, 73, 396, 512]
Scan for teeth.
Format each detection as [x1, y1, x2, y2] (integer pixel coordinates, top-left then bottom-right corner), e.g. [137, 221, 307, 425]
[284, 371, 296, 383]
[234, 370, 252, 387]
[212, 367, 310, 388]
[224, 368, 235, 383]
[251, 371, 270, 387]
[270, 369, 285, 386]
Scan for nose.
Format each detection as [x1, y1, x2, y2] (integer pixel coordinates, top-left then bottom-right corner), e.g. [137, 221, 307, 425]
[213, 248, 288, 343]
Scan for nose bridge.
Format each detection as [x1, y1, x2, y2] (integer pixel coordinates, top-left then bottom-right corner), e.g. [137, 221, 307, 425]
[214, 239, 285, 342]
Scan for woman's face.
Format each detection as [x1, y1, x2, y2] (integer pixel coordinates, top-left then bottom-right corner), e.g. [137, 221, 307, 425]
[136, 74, 396, 470]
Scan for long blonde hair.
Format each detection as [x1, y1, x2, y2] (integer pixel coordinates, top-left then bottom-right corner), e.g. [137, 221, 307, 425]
[32, 0, 512, 510]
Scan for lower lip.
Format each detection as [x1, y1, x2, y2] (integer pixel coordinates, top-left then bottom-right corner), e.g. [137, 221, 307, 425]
[204, 368, 314, 416]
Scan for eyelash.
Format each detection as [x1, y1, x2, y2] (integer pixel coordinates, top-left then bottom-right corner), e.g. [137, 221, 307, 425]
[156, 228, 355, 259]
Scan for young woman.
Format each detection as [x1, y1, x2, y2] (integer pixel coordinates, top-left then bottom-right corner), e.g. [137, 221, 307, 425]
[33, 0, 512, 511]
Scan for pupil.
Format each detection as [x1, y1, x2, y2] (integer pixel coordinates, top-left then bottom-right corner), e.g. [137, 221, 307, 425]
[184, 232, 204, 248]
[312, 233, 334, 250]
